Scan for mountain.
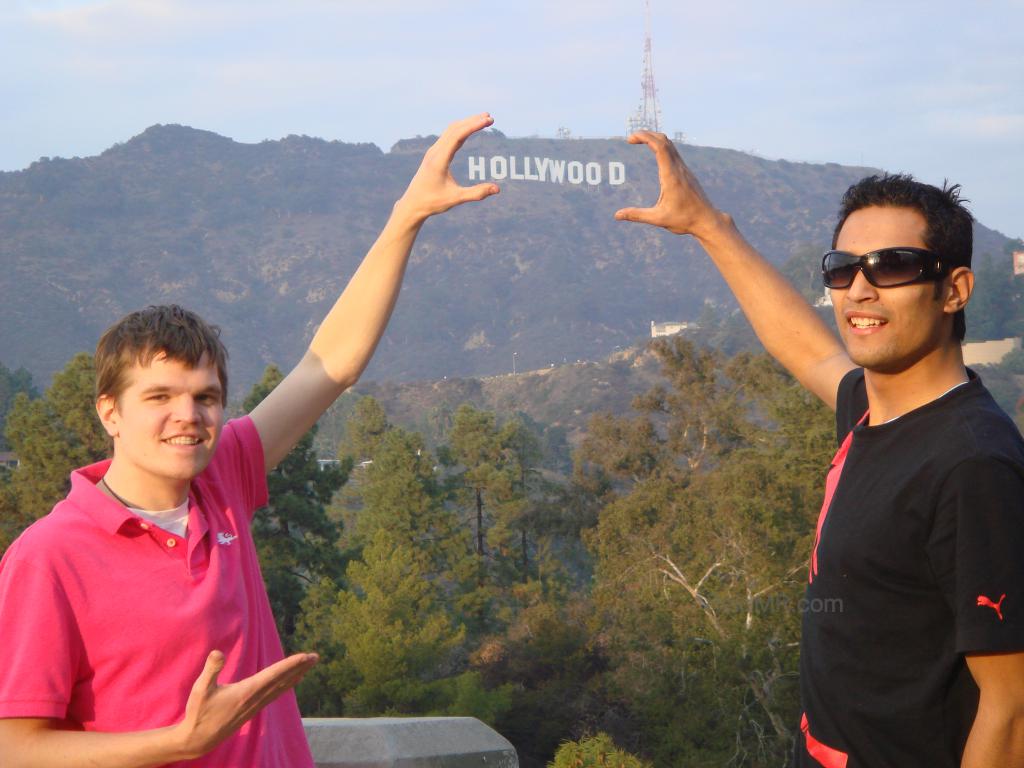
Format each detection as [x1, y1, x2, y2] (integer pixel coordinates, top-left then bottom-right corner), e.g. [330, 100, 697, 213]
[309, 342, 670, 470]
[0, 125, 1013, 392]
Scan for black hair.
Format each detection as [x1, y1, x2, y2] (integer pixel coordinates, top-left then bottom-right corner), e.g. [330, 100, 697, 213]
[832, 173, 974, 341]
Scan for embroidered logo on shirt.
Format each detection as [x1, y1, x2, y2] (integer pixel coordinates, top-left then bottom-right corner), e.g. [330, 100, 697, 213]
[977, 593, 1006, 621]
[217, 532, 238, 546]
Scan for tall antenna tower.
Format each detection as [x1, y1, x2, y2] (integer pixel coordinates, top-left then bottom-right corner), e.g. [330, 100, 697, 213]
[627, 0, 662, 134]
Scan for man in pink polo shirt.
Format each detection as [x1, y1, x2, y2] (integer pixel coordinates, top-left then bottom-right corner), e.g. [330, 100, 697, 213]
[0, 113, 500, 767]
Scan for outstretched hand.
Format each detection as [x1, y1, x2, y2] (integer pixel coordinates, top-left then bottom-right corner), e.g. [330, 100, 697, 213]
[173, 649, 318, 760]
[614, 131, 722, 238]
[395, 112, 500, 222]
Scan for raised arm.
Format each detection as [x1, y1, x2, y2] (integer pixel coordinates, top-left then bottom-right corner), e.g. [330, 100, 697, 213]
[250, 113, 500, 469]
[614, 131, 854, 409]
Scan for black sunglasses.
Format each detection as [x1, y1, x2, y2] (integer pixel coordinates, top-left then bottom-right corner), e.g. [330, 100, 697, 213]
[821, 247, 948, 289]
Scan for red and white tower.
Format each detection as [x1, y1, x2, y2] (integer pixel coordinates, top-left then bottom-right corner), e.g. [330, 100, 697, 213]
[627, 0, 662, 134]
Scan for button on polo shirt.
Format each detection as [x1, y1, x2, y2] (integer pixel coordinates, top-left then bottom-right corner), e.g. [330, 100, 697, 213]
[0, 417, 314, 767]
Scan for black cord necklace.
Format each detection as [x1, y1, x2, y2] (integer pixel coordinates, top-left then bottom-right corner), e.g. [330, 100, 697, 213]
[98, 477, 137, 509]
[99, 477, 189, 513]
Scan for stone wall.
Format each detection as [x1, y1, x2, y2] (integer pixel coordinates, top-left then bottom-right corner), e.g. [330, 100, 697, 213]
[303, 717, 518, 768]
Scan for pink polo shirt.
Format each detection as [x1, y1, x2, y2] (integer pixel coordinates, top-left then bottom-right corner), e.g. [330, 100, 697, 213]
[0, 417, 314, 767]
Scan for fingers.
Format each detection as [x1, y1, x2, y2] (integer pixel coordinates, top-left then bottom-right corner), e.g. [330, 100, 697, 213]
[243, 653, 318, 697]
[233, 653, 319, 721]
[629, 130, 686, 180]
[198, 650, 226, 689]
[626, 130, 676, 150]
[459, 182, 500, 204]
[614, 207, 657, 225]
[435, 112, 494, 165]
[626, 130, 661, 146]
[399, 113, 498, 220]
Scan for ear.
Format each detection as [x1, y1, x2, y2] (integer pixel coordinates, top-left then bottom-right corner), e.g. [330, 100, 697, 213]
[943, 267, 974, 315]
[96, 394, 120, 439]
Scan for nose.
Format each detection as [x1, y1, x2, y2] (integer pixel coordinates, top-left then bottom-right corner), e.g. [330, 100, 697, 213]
[172, 396, 201, 423]
[844, 268, 879, 302]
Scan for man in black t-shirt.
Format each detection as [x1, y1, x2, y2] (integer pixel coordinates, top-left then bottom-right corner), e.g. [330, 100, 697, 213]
[615, 132, 1024, 766]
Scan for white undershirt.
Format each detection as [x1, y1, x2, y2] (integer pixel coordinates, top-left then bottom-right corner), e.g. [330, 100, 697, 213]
[880, 379, 970, 425]
[128, 500, 190, 538]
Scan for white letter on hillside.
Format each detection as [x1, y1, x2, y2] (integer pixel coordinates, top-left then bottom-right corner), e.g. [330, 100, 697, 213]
[548, 159, 566, 183]
[567, 161, 584, 185]
[524, 157, 539, 181]
[608, 162, 625, 186]
[585, 162, 602, 185]
[509, 156, 525, 180]
[468, 156, 486, 181]
[490, 156, 508, 180]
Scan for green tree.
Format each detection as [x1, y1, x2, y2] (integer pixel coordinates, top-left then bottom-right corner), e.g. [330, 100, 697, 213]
[295, 530, 512, 721]
[472, 588, 604, 768]
[443, 407, 560, 582]
[442, 405, 518, 566]
[965, 251, 1023, 341]
[337, 396, 390, 463]
[298, 528, 464, 714]
[243, 364, 347, 645]
[578, 337, 833, 766]
[548, 733, 652, 768]
[5, 353, 110, 525]
[356, 427, 471, 577]
[0, 471, 21, 554]
[0, 362, 37, 451]
[296, 402, 517, 721]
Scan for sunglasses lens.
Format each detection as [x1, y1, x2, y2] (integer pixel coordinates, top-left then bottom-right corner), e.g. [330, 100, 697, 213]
[822, 249, 930, 288]
[823, 253, 861, 288]
[868, 249, 924, 287]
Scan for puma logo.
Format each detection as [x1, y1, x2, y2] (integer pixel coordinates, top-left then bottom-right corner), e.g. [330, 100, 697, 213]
[217, 532, 238, 546]
[977, 593, 1006, 621]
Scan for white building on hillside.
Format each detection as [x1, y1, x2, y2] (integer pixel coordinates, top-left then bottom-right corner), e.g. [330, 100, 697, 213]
[651, 320, 698, 338]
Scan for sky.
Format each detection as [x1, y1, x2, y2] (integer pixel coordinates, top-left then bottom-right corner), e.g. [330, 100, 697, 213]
[2, 0, 1022, 238]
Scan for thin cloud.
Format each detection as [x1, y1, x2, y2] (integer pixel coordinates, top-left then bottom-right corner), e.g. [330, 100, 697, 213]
[26, 0, 263, 39]
[934, 113, 1024, 140]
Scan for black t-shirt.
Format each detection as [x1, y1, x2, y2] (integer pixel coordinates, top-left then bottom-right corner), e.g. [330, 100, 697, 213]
[795, 369, 1024, 768]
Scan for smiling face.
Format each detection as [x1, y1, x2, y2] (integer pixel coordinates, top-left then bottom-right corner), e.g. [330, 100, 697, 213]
[831, 205, 957, 374]
[97, 352, 224, 503]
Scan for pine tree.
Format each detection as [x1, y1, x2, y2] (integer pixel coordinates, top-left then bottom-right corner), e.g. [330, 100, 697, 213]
[443, 407, 559, 584]
[337, 396, 390, 463]
[5, 353, 110, 525]
[0, 362, 37, 451]
[0, 471, 21, 554]
[356, 426, 471, 578]
[295, 527, 513, 721]
[243, 365, 347, 645]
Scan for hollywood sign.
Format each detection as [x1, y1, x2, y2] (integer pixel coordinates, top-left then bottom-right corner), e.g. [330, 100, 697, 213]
[468, 156, 626, 186]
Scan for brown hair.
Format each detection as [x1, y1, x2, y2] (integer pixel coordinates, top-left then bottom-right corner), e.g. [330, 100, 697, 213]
[95, 305, 229, 403]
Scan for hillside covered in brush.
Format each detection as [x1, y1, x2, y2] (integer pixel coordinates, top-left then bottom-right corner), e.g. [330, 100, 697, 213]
[0, 125, 1013, 392]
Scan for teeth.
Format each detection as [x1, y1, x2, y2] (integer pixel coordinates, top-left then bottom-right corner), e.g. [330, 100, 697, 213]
[850, 317, 884, 328]
[165, 437, 200, 445]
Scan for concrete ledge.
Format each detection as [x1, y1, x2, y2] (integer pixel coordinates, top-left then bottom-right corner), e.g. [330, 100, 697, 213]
[303, 717, 519, 768]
